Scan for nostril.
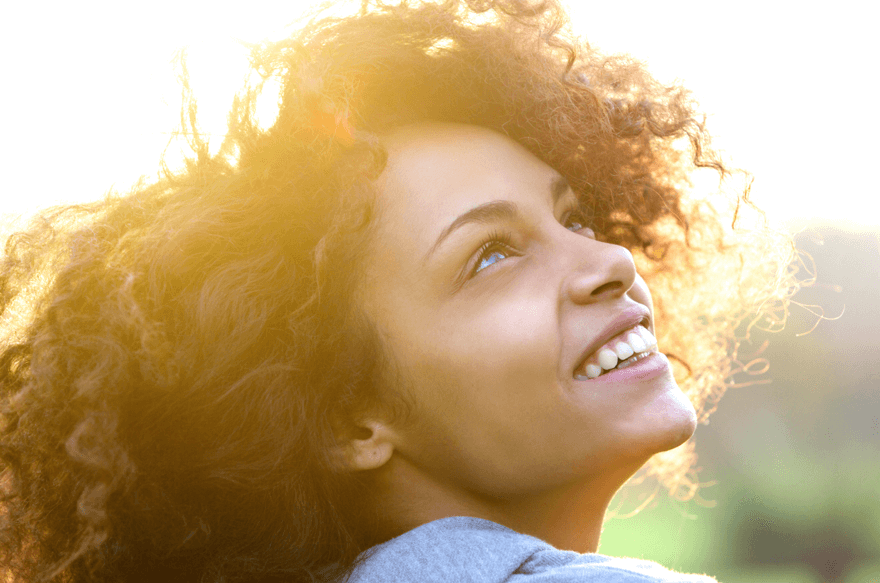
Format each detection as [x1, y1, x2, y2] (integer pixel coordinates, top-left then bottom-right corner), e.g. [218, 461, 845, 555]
[590, 281, 623, 297]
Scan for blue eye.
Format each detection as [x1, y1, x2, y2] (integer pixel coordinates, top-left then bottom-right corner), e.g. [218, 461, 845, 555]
[475, 248, 509, 273]
[470, 231, 516, 278]
[563, 210, 596, 237]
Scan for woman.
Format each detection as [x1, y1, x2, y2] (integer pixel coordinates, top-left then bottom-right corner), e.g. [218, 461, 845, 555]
[0, 1, 797, 582]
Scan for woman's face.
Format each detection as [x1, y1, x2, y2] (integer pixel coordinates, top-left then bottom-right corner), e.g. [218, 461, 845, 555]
[358, 123, 697, 499]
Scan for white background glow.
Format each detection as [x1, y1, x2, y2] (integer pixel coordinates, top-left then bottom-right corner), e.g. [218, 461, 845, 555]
[2, 0, 877, 231]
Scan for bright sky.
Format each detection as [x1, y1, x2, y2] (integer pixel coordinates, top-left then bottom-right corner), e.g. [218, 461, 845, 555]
[2, 0, 877, 231]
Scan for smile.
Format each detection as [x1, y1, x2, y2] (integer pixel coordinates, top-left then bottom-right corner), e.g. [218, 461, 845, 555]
[573, 324, 658, 380]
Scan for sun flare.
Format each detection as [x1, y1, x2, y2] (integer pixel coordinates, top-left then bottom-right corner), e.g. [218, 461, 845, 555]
[2, 1, 876, 232]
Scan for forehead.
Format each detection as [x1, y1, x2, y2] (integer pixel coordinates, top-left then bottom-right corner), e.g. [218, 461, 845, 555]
[376, 123, 561, 240]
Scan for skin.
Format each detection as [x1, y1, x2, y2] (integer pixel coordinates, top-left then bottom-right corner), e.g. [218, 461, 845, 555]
[347, 122, 697, 553]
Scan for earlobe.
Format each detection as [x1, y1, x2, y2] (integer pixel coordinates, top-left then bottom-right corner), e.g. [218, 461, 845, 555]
[342, 420, 395, 471]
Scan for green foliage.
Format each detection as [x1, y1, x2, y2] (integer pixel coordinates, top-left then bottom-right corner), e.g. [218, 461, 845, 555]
[600, 452, 880, 582]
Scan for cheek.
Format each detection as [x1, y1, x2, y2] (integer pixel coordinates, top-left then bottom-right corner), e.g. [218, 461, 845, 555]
[389, 296, 571, 477]
[432, 293, 560, 387]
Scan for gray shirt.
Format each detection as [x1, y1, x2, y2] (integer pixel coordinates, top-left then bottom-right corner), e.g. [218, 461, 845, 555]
[345, 516, 717, 583]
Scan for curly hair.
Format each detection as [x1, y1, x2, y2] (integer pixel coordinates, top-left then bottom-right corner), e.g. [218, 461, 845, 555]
[0, 1, 798, 581]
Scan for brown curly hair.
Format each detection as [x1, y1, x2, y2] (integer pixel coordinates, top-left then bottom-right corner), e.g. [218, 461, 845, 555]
[0, 1, 798, 581]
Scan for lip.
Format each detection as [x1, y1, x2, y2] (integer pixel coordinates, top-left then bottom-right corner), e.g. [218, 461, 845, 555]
[576, 350, 670, 384]
[572, 304, 652, 377]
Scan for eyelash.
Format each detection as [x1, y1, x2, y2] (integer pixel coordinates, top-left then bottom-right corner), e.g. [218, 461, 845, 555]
[466, 210, 596, 280]
[469, 230, 516, 279]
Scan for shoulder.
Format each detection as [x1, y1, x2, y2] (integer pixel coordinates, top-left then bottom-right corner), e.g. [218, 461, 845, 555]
[515, 550, 716, 582]
[344, 517, 717, 583]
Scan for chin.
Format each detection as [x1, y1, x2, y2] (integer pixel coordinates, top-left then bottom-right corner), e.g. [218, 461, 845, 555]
[622, 383, 699, 460]
[658, 410, 698, 453]
[648, 389, 699, 454]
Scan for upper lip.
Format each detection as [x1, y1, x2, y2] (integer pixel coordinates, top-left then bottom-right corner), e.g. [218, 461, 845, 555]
[572, 305, 652, 375]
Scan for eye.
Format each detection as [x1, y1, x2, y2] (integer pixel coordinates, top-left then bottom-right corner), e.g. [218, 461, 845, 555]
[566, 217, 584, 231]
[562, 209, 596, 238]
[475, 246, 511, 273]
[470, 231, 517, 277]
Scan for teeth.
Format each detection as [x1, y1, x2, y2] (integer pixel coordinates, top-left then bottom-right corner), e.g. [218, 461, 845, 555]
[626, 332, 647, 353]
[638, 326, 657, 348]
[597, 348, 619, 371]
[585, 363, 602, 379]
[613, 341, 634, 361]
[615, 351, 651, 371]
[575, 324, 659, 380]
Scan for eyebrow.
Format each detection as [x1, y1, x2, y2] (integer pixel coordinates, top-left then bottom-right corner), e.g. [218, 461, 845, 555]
[425, 174, 572, 261]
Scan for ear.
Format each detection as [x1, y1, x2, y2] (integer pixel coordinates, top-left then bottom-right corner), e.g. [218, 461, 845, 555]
[336, 418, 396, 471]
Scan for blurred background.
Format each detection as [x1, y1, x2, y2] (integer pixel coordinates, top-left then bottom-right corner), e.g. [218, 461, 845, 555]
[1, 1, 877, 581]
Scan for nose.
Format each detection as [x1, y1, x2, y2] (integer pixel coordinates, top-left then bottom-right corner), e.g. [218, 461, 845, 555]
[561, 237, 637, 304]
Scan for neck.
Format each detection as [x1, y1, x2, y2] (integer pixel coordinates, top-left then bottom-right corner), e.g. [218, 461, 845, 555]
[369, 457, 644, 554]
[490, 478, 620, 552]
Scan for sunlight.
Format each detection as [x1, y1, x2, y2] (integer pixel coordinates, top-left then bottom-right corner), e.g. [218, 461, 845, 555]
[564, 2, 879, 231]
[2, 0, 876, 231]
